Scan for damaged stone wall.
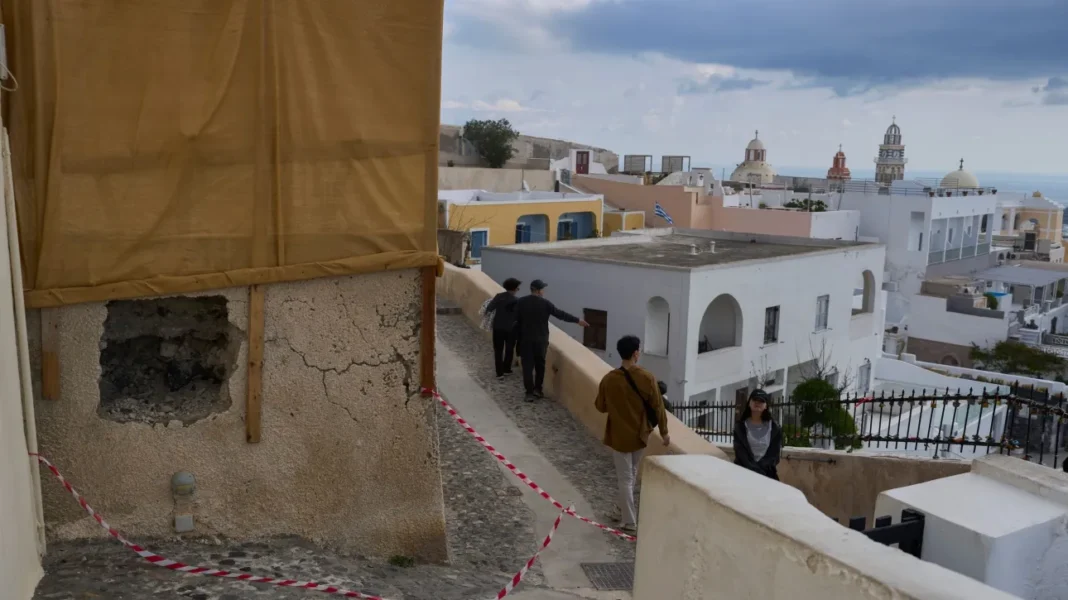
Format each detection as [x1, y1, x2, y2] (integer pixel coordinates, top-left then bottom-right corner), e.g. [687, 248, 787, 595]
[99, 297, 238, 425]
[30, 270, 447, 560]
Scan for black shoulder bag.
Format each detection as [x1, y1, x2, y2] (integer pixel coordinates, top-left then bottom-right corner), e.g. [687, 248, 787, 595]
[620, 368, 660, 429]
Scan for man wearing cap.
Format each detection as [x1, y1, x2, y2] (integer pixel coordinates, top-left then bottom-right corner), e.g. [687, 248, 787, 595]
[514, 279, 588, 401]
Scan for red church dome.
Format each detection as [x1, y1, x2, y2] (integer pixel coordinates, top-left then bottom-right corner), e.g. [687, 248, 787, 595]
[827, 145, 852, 181]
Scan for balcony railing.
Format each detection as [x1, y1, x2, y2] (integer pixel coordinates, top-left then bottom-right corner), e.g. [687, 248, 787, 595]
[929, 242, 991, 265]
[668, 385, 1068, 466]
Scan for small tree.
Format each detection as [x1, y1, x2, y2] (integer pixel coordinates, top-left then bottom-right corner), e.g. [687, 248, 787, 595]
[461, 118, 519, 168]
[792, 378, 860, 450]
[984, 293, 999, 310]
[970, 341, 1066, 377]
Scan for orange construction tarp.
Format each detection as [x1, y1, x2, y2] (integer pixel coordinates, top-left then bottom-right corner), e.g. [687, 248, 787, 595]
[2, 0, 443, 308]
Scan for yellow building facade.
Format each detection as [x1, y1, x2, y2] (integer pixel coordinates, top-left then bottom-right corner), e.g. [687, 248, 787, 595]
[603, 211, 646, 237]
[438, 192, 604, 262]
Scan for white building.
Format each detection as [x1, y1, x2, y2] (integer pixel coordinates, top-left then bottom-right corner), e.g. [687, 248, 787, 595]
[836, 177, 999, 326]
[480, 229, 886, 408]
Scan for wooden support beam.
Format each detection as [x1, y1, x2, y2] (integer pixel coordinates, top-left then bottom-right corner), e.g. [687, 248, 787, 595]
[40, 309, 60, 400]
[420, 266, 436, 395]
[246, 285, 265, 443]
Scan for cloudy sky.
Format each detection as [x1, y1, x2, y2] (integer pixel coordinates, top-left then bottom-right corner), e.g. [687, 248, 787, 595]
[441, 0, 1068, 176]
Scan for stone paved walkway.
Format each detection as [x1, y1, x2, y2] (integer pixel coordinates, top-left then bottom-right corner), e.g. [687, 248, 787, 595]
[436, 315, 637, 564]
[32, 314, 633, 600]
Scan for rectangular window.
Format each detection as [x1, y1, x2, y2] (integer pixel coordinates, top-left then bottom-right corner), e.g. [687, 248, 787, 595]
[469, 229, 489, 260]
[764, 306, 780, 344]
[583, 308, 608, 351]
[815, 295, 830, 331]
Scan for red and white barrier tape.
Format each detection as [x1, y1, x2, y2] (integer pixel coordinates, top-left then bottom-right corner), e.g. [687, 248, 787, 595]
[31, 453, 561, 600]
[424, 387, 637, 543]
[494, 510, 563, 600]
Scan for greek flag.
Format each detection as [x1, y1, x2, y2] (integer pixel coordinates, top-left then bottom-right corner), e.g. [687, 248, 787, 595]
[654, 201, 674, 225]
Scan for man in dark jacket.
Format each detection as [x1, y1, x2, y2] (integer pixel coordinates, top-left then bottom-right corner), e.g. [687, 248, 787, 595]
[515, 279, 588, 401]
[485, 278, 521, 378]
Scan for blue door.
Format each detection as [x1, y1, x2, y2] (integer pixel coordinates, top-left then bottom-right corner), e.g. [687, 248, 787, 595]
[557, 220, 575, 241]
[470, 230, 488, 260]
[515, 223, 532, 244]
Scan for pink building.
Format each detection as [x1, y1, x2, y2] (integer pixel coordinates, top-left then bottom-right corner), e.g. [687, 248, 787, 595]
[573, 175, 861, 240]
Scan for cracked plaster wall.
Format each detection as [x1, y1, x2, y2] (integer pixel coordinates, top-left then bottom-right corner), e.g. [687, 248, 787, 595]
[29, 270, 447, 561]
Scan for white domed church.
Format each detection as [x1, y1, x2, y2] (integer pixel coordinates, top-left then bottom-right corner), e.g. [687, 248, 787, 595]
[730, 131, 777, 185]
[940, 159, 980, 189]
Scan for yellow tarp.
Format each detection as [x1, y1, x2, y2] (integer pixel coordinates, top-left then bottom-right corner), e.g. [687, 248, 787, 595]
[2, 0, 443, 308]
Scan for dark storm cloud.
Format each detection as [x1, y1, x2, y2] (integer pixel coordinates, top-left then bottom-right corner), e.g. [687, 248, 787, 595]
[678, 76, 770, 94]
[448, 0, 1068, 94]
[1032, 76, 1068, 105]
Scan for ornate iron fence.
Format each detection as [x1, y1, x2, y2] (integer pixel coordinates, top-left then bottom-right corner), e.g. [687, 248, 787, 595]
[668, 384, 1068, 468]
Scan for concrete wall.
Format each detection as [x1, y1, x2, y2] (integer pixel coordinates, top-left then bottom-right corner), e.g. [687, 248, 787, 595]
[574, 175, 709, 229]
[30, 271, 447, 560]
[877, 455, 1068, 599]
[906, 336, 977, 367]
[716, 446, 970, 524]
[439, 124, 619, 172]
[808, 209, 861, 240]
[707, 206, 810, 237]
[437, 263, 725, 462]
[1, 145, 43, 599]
[602, 211, 646, 237]
[439, 167, 555, 192]
[634, 456, 1016, 600]
[908, 293, 1008, 350]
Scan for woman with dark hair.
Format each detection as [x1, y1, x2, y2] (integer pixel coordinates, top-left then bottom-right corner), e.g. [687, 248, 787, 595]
[733, 388, 783, 480]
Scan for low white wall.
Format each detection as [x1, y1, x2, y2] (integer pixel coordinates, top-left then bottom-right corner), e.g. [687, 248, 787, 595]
[808, 209, 861, 240]
[908, 293, 1009, 347]
[876, 356, 1009, 394]
[909, 358, 1067, 396]
[634, 456, 1015, 600]
[876, 455, 1068, 599]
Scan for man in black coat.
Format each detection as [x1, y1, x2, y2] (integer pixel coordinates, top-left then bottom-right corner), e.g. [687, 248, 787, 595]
[514, 279, 588, 401]
[485, 278, 522, 378]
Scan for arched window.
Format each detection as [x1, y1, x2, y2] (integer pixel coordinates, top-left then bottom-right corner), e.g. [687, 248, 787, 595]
[698, 294, 742, 353]
[645, 297, 670, 356]
[853, 270, 876, 315]
[1013, 213, 1022, 231]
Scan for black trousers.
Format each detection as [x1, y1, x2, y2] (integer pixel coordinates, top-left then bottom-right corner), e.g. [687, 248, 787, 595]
[520, 338, 549, 393]
[492, 328, 517, 376]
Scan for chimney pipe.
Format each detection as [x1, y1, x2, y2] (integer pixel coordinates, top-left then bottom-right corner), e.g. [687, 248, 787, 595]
[689, 244, 699, 255]
[708, 241, 716, 253]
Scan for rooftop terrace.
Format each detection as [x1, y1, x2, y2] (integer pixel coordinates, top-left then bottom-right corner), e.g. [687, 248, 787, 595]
[486, 229, 878, 270]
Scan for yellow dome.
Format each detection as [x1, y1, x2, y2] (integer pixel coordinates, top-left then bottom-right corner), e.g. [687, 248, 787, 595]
[1033, 191, 1043, 197]
[940, 160, 979, 189]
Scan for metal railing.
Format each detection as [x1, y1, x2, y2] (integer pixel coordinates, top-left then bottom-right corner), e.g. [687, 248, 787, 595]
[669, 385, 1068, 467]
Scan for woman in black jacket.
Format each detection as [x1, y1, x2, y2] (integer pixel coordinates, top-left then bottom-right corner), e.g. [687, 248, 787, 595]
[733, 389, 782, 480]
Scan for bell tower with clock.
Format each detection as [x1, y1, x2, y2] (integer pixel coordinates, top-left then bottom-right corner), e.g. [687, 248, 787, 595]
[874, 117, 907, 185]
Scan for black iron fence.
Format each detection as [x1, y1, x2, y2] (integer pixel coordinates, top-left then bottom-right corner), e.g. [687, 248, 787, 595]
[668, 385, 1068, 468]
[832, 509, 926, 558]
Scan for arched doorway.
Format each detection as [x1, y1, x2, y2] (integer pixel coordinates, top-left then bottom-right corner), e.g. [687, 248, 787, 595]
[698, 294, 742, 353]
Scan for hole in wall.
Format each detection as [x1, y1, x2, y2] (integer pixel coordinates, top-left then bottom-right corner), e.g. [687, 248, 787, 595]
[98, 296, 237, 425]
